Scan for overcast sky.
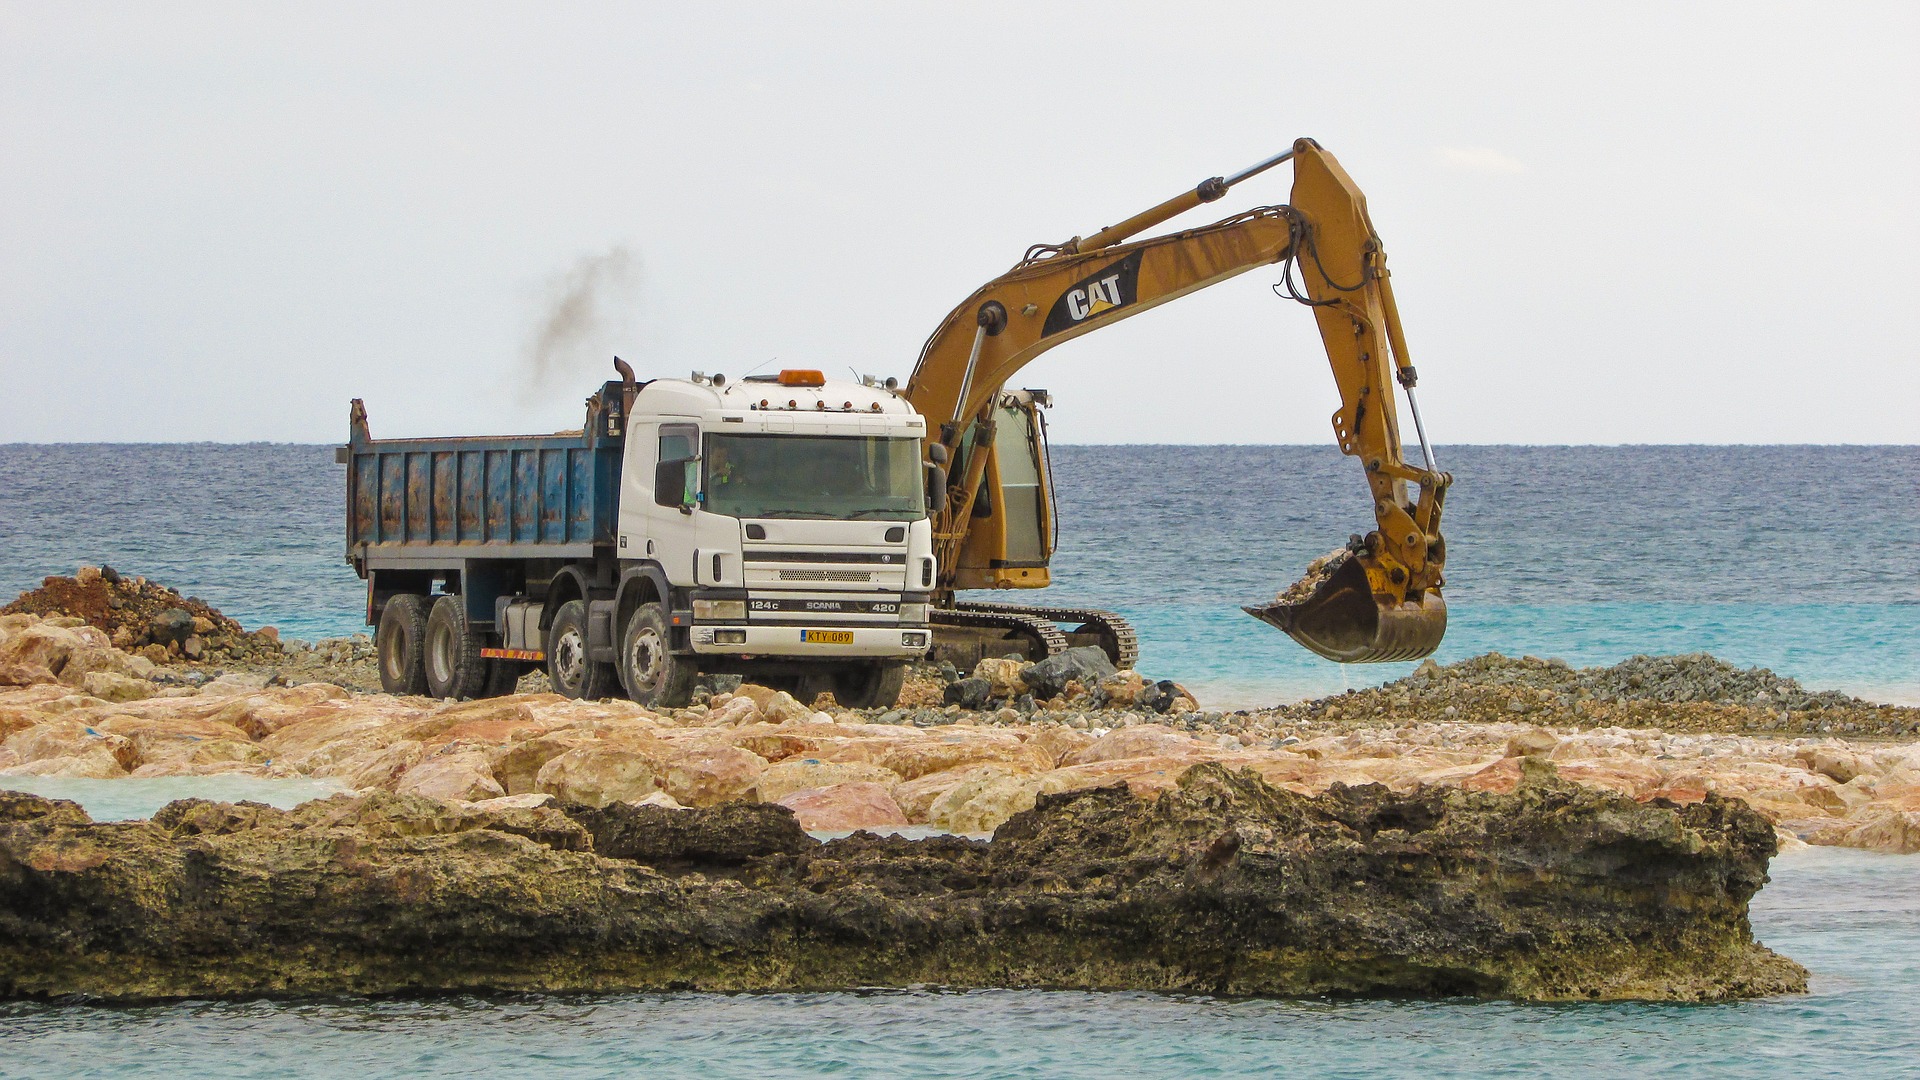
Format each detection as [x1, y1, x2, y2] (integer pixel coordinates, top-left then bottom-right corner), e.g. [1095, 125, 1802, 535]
[2, 2, 1915, 445]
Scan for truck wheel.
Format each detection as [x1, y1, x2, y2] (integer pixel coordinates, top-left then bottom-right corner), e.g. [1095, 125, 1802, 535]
[833, 662, 905, 709]
[618, 603, 697, 708]
[375, 594, 430, 696]
[424, 595, 489, 700]
[547, 600, 618, 700]
[480, 660, 523, 698]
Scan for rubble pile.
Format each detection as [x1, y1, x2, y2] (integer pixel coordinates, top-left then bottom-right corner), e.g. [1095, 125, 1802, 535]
[1, 566, 284, 668]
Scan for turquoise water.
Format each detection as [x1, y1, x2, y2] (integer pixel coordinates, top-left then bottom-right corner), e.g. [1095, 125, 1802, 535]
[1125, 601, 1920, 708]
[0, 776, 344, 821]
[1, 849, 1914, 1078]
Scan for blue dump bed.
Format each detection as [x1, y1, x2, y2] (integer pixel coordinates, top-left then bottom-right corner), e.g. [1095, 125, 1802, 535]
[343, 386, 625, 566]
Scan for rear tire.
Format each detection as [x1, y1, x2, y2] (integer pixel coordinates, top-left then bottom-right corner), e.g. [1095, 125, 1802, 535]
[617, 603, 697, 708]
[832, 661, 905, 709]
[546, 600, 618, 700]
[375, 594, 430, 696]
[424, 594, 489, 700]
[480, 660, 523, 698]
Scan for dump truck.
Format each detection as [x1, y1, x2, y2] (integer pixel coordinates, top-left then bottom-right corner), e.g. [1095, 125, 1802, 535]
[342, 364, 934, 708]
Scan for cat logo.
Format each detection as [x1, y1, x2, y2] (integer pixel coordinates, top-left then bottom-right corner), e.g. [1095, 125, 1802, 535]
[1042, 251, 1143, 337]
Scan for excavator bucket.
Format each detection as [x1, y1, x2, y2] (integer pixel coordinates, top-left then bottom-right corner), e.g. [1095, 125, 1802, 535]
[1243, 550, 1447, 663]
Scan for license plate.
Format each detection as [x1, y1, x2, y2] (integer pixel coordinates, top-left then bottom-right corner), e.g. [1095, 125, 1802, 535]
[801, 629, 855, 645]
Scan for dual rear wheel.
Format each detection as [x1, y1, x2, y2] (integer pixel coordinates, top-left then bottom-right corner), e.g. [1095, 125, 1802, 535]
[376, 593, 521, 699]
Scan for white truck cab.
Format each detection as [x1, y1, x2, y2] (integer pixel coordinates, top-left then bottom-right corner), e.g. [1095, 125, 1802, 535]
[608, 369, 934, 705]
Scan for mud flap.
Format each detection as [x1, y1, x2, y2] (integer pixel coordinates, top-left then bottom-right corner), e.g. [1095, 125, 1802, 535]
[1244, 552, 1446, 663]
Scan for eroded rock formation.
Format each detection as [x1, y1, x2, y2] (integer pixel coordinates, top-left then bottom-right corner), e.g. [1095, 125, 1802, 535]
[0, 763, 1806, 1002]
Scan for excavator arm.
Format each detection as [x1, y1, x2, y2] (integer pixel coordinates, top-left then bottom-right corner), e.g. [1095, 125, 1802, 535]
[905, 138, 1451, 664]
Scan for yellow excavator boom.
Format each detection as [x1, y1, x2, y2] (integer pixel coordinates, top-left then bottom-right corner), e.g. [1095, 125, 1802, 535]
[905, 138, 1451, 664]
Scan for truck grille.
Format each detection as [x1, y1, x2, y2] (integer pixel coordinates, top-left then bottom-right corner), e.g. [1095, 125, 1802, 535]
[779, 569, 873, 582]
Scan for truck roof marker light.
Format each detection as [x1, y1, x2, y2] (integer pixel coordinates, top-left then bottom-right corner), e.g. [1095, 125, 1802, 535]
[788, 399, 797, 409]
[777, 369, 826, 387]
[870, 403, 882, 412]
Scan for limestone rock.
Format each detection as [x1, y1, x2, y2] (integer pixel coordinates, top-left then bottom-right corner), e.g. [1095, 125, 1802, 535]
[775, 782, 908, 831]
[534, 744, 662, 807]
[658, 744, 766, 808]
[925, 769, 1041, 835]
[80, 671, 157, 703]
[397, 748, 508, 803]
[972, 657, 1027, 699]
[1505, 727, 1561, 758]
[756, 757, 901, 803]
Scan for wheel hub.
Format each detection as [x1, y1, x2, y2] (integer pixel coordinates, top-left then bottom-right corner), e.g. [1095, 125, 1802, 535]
[627, 628, 665, 690]
[552, 629, 587, 688]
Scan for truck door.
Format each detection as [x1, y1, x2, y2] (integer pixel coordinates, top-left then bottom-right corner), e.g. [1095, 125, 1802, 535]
[645, 422, 701, 584]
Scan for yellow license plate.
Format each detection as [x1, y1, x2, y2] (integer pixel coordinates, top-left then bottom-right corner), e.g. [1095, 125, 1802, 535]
[801, 629, 855, 645]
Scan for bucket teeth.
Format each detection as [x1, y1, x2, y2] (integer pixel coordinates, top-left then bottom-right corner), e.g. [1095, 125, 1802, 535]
[1246, 550, 1446, 663]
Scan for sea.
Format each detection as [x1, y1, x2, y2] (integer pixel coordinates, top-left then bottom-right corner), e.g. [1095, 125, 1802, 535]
[1, 442, 1917, 1076]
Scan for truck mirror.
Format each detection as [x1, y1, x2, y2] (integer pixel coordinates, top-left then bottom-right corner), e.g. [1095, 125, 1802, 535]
[928, 442, 950, 466]
[655, 458, 697, 509]
[926, 463, 948, 513]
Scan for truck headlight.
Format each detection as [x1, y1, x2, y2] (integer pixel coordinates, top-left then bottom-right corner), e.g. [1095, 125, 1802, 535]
[694, 599, 747, 621]
[899, 602, 929, 623]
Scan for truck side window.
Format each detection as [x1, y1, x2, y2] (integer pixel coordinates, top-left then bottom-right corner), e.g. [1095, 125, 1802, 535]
[657, 424, 699, 508]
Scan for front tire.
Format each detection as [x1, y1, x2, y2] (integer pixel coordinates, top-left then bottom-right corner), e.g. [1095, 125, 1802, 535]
[547, 600, 618, 700]
[375, 594, 429, 696]
[618, 603, 697, 708]
[832, 662, 906, 709]
[424, 594, 489, 700]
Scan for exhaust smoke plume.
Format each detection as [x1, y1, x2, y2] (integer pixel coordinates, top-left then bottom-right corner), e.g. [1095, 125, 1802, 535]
[518, 245, 639, 403]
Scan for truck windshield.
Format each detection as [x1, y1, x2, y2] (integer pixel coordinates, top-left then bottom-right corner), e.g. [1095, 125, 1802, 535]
[703, 434, 923, 521]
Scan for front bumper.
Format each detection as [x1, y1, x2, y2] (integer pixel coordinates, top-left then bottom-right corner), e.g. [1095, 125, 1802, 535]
[689, 623, 931, 658]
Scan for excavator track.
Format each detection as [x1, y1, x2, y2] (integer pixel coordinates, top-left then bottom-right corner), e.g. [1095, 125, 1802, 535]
[953, 601, 1139, 669]
[931, 606, 1068, 669]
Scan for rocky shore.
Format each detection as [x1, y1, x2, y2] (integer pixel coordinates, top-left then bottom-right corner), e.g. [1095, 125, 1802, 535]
[2, 570, 1913, 1001]
[0, 765, 1805, 1002]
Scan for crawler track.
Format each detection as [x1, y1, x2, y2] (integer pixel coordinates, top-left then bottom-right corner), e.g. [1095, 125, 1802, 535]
[951, 601, 1139, 669]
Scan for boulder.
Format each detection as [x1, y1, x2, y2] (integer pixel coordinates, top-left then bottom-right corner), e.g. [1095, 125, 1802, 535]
[4, 720, 137, 773]
[1023, 725, 1096, 767]
[893, 764, 1012, 822]
[924, 769, 1041, 835]
[942, 677, 992, 710]
[705, 696, 761, 727]
[775, 782, 908, 832]
[1062, 724, 1206, 766]
[1837, 808, 1920, 854]
[149, 608, 196, 646]
[396, 748, 508, 803]
[1022, 646, 1117, 700]
[79, 671, 156, 703]
[760, 691, 815, 726]
[871, 729, 1052, 781]
[756, 757, 902, 803]
[658, 744, 767, 807]
[534, 744, 662, 807]
[1505, 727, 1561, 758]
[972, 657, 1027, 699]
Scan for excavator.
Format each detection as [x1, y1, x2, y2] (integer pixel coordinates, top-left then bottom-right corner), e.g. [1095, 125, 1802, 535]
[906, 138, 1451, 668]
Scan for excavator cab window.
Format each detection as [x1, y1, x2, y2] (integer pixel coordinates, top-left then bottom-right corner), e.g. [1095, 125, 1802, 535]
[992, 397, 1050, 564]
